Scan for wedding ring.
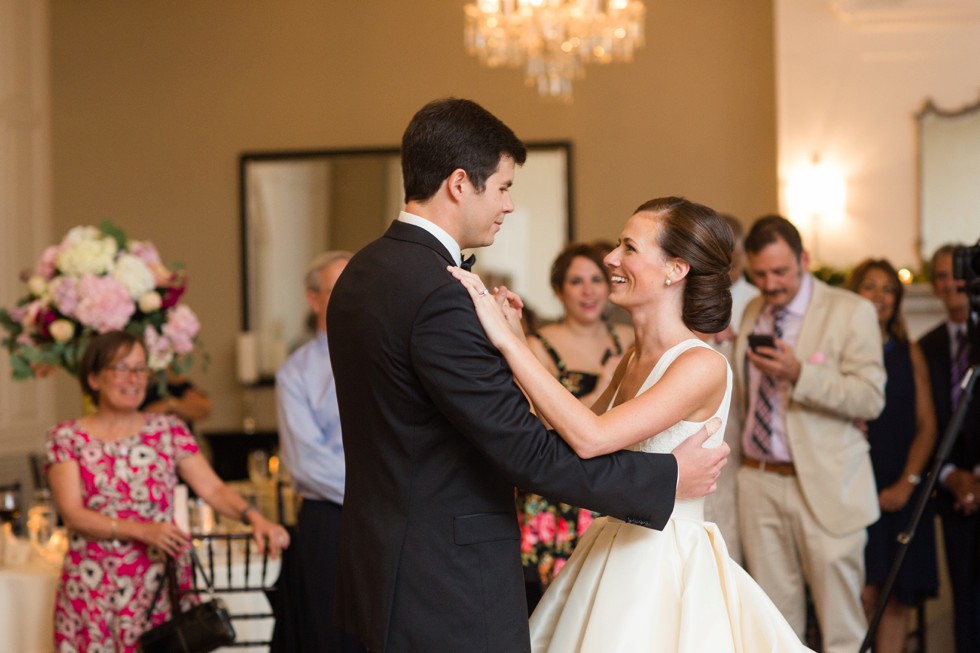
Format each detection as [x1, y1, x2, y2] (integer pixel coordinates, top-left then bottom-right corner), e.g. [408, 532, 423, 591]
[478, 289, 489, 297]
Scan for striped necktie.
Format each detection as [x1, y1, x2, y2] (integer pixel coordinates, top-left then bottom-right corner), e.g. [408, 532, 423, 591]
[951, 328, 970, 409]
[750, 307, 785, 457]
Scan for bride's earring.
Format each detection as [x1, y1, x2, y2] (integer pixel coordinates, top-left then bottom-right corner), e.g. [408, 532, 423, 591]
[664, 277, 672, 287]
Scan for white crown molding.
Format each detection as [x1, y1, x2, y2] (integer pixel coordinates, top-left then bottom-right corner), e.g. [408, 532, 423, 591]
[830, 0, 980, 27]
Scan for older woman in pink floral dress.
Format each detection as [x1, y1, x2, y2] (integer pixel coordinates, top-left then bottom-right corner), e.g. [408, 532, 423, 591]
[46, 331, 290, 652]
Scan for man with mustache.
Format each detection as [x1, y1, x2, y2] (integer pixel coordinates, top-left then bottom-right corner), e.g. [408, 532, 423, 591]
[733, 215, 885, 653]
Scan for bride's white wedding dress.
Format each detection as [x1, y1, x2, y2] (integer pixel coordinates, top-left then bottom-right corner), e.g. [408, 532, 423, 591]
[529, 338, 813, 652]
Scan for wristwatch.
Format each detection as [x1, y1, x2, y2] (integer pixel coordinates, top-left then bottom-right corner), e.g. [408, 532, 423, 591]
[240, 503, 258, 525]
[906, 473, 922, 486]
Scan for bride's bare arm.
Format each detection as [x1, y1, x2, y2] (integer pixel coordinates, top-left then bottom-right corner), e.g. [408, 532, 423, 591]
[449, 266, 725, 458]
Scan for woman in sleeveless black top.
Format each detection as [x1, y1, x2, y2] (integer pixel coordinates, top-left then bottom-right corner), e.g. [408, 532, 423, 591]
[518, 243, 633, 612]
[849, 260, 938, 653]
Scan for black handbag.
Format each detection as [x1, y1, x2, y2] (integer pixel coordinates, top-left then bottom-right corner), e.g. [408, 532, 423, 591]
[138, 551, 236, 653]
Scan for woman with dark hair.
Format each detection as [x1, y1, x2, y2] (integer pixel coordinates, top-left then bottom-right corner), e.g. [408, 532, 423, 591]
[518, 242, 634, 610]
[450, 197, 811, 651]
[46, 331, 289, 652]
[848, 259, 939, 653]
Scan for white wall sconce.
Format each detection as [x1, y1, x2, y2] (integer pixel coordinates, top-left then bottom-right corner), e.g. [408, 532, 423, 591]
[785, 154, 847, 261]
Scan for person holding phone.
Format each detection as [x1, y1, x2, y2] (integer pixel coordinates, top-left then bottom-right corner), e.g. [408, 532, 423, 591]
[734, 215, 885, 653]
[519, 242, 635, 610]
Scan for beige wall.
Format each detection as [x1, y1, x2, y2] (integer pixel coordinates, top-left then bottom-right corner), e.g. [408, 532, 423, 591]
[48, 0, 777, 430]
[776, 0, 980, 269]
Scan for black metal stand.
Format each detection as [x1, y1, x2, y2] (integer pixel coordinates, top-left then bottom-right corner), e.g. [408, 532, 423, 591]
[859, 362, 978, 653]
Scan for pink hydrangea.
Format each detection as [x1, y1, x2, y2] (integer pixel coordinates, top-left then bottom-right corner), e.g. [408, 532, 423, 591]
[35, 245, 62, 280]
[127, 240, 161, 266]
[49, 277, 79, 317]
[162, 305, 200, 354]
[74, 274, 135, 333]
[143, 325, 174, 370]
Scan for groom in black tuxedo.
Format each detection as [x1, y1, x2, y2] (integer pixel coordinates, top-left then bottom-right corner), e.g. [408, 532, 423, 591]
[328, 98, 729, 652]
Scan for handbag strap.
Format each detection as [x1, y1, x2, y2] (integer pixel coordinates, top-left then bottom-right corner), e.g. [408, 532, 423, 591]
[144, 554, 184, 629]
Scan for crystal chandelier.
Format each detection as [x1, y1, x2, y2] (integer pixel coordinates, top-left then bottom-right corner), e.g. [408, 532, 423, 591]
[464, 0, 646, 101]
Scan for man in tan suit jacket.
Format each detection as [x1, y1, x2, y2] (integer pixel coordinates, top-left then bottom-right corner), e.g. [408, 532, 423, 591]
[734, 215, 885, 653]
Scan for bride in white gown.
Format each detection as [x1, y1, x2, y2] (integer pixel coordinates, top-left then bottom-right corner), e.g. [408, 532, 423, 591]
[450, 196, 812, 652]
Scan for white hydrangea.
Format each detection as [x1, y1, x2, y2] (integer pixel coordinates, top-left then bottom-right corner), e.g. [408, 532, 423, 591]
[56, 237, 118, 277]
[111, 253, 155, 299]
[62, 226, 101, 244]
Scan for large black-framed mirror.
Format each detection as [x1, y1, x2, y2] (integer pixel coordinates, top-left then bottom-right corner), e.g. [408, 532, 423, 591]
[240, 143, 574, 380]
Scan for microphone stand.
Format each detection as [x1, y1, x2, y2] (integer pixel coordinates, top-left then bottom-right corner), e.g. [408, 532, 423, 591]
[859, 361, 978, 653]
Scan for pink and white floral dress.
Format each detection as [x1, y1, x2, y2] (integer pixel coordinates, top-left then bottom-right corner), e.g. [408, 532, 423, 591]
[46, 413, 198, 653]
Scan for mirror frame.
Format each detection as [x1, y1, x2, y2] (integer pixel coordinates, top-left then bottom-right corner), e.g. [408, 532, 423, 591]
[916, 94, 980, 265]
[239, 143, 575, 381]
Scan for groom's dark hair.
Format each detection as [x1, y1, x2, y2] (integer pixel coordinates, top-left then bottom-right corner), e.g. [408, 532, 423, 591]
[401, 98, 527, 203]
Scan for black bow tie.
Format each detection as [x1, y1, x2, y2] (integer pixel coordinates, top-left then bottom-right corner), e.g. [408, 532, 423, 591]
[460, 254, 476, 271]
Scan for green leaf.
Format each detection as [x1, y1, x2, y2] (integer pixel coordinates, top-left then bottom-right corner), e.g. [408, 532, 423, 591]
[99, 220, 128, 251]
[10, 354, 32, 380]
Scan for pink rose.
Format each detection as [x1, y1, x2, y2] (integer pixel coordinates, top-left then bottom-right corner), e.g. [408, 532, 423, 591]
[555, 517, 572, 545]
[534, 511, 558, 544]
[74, 274, 135, 333]
[577, 510, 595, 534]
[520, 522, 537, 553]
[552, 558, 567, 578]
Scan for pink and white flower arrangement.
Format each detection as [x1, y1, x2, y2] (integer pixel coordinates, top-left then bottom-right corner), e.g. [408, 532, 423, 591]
[0, 221, 203, 379]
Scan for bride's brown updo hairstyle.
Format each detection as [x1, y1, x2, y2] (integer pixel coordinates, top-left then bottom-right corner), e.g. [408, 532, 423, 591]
[633, 196, 733, 333]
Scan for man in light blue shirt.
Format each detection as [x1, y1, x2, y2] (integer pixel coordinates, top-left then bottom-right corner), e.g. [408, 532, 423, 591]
[273, 250, 361, 652]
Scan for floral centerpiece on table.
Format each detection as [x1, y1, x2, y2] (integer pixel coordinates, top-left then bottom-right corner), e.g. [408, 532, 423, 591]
[0, 221, 202, 381]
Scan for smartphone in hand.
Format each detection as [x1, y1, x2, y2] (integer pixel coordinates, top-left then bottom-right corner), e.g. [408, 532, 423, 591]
[748, 334, 777, 356]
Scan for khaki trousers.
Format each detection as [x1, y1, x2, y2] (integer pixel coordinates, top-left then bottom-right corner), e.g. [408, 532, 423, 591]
[737, 465, 868, 653]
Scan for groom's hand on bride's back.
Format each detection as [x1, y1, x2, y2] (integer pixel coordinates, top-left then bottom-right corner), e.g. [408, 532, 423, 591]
[673, 417, 728, 500]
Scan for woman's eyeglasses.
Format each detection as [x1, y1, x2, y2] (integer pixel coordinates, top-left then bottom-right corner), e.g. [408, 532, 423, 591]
[106, 364, 151, 379]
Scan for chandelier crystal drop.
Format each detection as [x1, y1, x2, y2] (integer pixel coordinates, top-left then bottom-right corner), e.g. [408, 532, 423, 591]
[464, 0, 646, 101]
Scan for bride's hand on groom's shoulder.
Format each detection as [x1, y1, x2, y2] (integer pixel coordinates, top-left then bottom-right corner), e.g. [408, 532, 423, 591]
[673, 417, 728, 500]
[448, 266, 526, 349]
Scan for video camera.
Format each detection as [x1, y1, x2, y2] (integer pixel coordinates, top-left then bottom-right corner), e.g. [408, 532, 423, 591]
[954, 239, 980, 309]
[953, 238, 980, 361]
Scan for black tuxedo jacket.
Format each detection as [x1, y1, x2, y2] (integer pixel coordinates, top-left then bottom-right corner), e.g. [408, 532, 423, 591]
[918, 323, 980, 513]
[327, 220, 678, 652]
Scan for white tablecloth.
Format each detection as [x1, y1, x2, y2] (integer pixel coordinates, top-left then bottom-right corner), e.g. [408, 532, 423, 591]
[0, 560, 59, 653]
[0, 547, 280, 653]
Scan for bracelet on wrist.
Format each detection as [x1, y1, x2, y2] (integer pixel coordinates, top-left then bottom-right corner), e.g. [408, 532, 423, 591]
[240, 504, 258, 525]
[110, 517, 119, 541]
